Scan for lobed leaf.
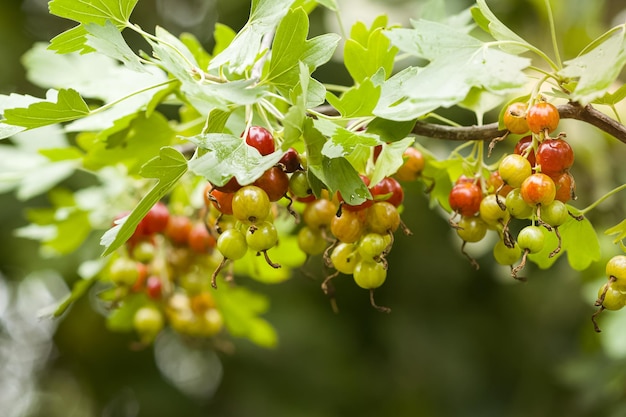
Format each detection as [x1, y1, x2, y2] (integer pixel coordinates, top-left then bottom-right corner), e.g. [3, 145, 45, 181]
[85, 21, 147, 72]
[471, 0, 530, 54]
[3, 89, 90, 129]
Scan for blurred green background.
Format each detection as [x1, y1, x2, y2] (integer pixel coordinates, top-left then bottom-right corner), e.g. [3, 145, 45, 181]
[2, 0, 626, 416]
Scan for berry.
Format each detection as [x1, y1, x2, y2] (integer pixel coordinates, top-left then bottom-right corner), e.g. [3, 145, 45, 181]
[188, 223, 216, 253]
[448, 181, 482, 217]
[254, 166, 289, 202]
[370, 177, 404, 207]
[214, 176, 242, 193]
[288, 170, 313, 200]
[503, 102, 529, 134]
[109, 257, 140, 286]
[365, 202, 400, 234]
[598, 283, 626, 311]
[499, 154, 532, 188]
[456, 216, 488, 243]
[540, 200, 569, 227]
[303, 198, 337, 230]
[520, 173, 556, 206]
[165, 215, 193, 245]
[505, 188, 534, 219]
[536, 139, 574, 175]
[140, 202, 170, 235]
[216, 228, 248, 260]
[493, 240, 522, 265]
[394, 147, 425, 182]
[331, 209, 366, 243]
[487, 171, 513, 197]
[133, 305, 164, 340]
[245, 222, 278, 252]
[526, 101, 560, 134]
[208, 188, 235, 215]
[232, 185, 271, 223]
[514, 135, 536, 167]
[479, 194, 509, 227]
[279, 148, 301, 173]
[330, 242, 360, 274]
[606, 255, 626, 291]
[146, 276, 163, 299]
[353, 260, 387, 289]
[245, 126, 275, 155]
[517, 225, 545, 254]
[357, 233, 388, 259]
[297, 226, 328, 255]
[550, 171, 575, 203]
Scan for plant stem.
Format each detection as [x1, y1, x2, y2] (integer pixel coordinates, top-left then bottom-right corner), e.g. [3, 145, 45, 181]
[580, 184, 626, 215]
[90, 79, 178, 115]
[544, 0, 562, 69]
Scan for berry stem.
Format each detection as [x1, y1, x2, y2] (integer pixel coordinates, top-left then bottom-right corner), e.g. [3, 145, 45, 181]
[369, 289, 391, 314]
[579, 183, 626, 215]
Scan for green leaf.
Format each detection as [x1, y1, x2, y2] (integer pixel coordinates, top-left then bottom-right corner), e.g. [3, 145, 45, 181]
[528, 212, 601, 271]
[180, 32, 212, 70]
[419, 149, 464, 211]
[54, 276, 98, 317]
[344, 18, 398, 84]
[209, 0, 297, 73]
[365, 118, 417, 142]
[100, 147, 188, 256]
[49, 26, 93, 54]
[470, 0, 530, 54]
[212, 285, 278, 348]
[594, 84, 626, 106]
[4, 89, 90, 129]
[369, 138, 414, 186]
[309, 156, 371, 205]
[325, 77, 381, 118]
[377, 20, 530, 120]
[606, 219, 626, 249]
[321, 127, 380, 159]
[559, 25, 626, 105]
[187, 134, 284, 186]
[85, 21, 146, 72]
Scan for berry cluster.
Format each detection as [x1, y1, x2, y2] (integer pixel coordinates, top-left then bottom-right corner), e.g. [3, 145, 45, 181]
[106, 201, 223, 344]
[592, 255, 626, 332]
[448, 99, 581, 279]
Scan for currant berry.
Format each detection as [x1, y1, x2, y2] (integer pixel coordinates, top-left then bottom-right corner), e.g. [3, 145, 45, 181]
[370, 177, 404, 207]
[279, 148, 301, 173]
[503, 102, 529, 134]
[297, 226, 328, 256]
[487, 171, 513, 197]
[536, 139, 574, 175]
[245, 126, 275, 156]
[133, 305, 164, 341]
[365, 202, 400, 235]
[517, 225, 545, 254]
[140, 201, 170, 235]
[526, 101, 560, 134]
[505, 188, 534, 219]
[208, 189, 235, 215]
[187, 223, 216, 254]
[132, 240, 156, 263]
[109, 257, 140, 286]
[493, 239, 522, 265]
[216, 228, 248, 260]
[253, 166, 289, 202]
[394, 147, 425, 182]
[357, 233, 388, 259]
[146, 275, 163, 299]
[598, 283, 626, 311]
[331, 209, 366, 243]
[540, 200, 569, 227]
[245, 221, 278, 252]
[288, 170, 314, 200]
[214, 176, 242, 193]
[303, 198, 337, 230]
[330, 242, 360, 274]
[449, 181, 482, 217]
[499, 154, 532, 188]
[479, 194, 509, 227]
[353, 260, 387, 289]
[513, 135, 536, 167]
[165, 215, 193, 245]
[606, 255, 626, 291]
[232, 185, 271, 223]
[456, 216, 488, 243]
[550, 171, 575, 203]
[520, 173, 556, 207]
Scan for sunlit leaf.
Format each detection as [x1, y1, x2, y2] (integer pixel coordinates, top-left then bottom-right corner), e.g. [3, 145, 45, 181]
[4, 89, 90, 129]
[471, 0, 530, 54]
[85, 21, 147, 72]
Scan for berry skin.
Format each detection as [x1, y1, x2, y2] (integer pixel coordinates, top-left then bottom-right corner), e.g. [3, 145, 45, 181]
[520, 173, 556, 207]
[146, 276, 163, 299]
[394, 147, 425, 182]
[505, 188, 534, 219]
[279, 148, 301, 173]
[540, 200, 569, 227]
[214, 176, 242, 193]
[503, 102, 529, 134]
[493, 240, 522, 265]
[232, 185, 271, 223]
[330, 242, 360, 274]
[297, 226, 328, 255]
[598, 283, 626, 311]
[487, 171, 513, 197]
[526, 102, 560, 134]
[365, 202, 400, 235]
[456, 216, 488, 243]
[133, 305, 164, 340]
[449, 181, 482, 217]
[216, 228, 248, 260]
[245, 222, 278, 252]
[303, 198, 337, 230]
[536, 139, 574, 175]
[357, 233, 388, 259]
[253, 166, 289, 202]
[517, 225, 545, 254]
[353, 260, 387, 289]
[208, 189, 235, 215]
[514, 135, 536, 167]
[140, 202, 170, 235]
[245, 126, 275, 156]
[550, 171, 575, 203]
[331, 209, 366, 243]
[499, 154, 532, 188]
[370, 177, 404, 207]
[606, 255, 626, 291]
[288, 170, 313, 200]
[109, 257, 140, 286]
[479, 194, 509, 227]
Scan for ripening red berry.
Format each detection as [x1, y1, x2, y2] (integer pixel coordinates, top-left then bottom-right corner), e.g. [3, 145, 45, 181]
[165, 215, 193, 245]
[520, 173, 556, 206]
[140, 202, 170, 235]
[514, 135, 536, 168]
[549, 171, 575, 203]
[208, 189, 234, 215]
[253, 166, 289, 202]
[146, 275, 163, 299]
[395, 147, 425, 182]
[370, 177, 404, 207]
[503, 102, 529, 134]
[188, 223, 216, 253]
[526, 102, 560, 134]
[448, 181, 482, 217]
[536, 138, 574, 175]
[245, 126, 275, 156]
[214, 176, 242, 193]
[279, 148, 301, 173]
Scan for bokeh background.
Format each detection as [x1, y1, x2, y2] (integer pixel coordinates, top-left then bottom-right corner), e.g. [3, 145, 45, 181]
[2, 0, 626, 416]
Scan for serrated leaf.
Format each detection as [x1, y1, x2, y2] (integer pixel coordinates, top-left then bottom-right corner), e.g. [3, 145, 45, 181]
[470, 0, 530, 54]
[100, 147, 187, 256]
[420, 150, 463, 211]
[594, 84, 626, 106]
[365, 118, 416, 142]
[369, 137, 414, 185]
[321, 127, 380, 159]
[344, 23, 398, 84]
[309, 156, 371, 205]
[48, 25, 93, 54]
[209, 0, 296, 73]
[377, 20, 530, 120]
[528, 212, 601, 271]
[3, 89, 90, 129]
[605, 219, 626, 245]
[187, 134, 284, 186]
[325, 77, 381, 118]
[559, 26, 626, 105]
[85, 21, 147, 72]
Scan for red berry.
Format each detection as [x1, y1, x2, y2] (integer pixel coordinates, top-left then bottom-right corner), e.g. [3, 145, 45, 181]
[245, 126, 275, 156]
[449, 181, 482, 217]
[520, 173, 556, 206]
[279, 148, 301, 173]
[188, 223, 216, 253]
[208, 189, 235, 215]
[395, 147, 425, 182]
[165, 215, 193, 245]
[526, 102, 560, 134]
[370, 177, 404, 207]
[253, 166, 289, 202]
[146, 276, 163, 299]
[536, 139, 574, 175]
[549, 171, 575, 203]
[214, 176, 242, 193]
[514, 135, 536, 168]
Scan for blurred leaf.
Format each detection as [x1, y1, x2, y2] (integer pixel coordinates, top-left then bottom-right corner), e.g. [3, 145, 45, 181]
[85, 21, 147, 72]
[370, 138, 414, 186]
[209, 0, 297, 73]
[605, 219, 626, 249]
[594, 84, 626, 106]
[54, 276, 98, 317]
[100, 147, 188, 256]
[4, 89, 89, 129]
[180, 32, 212, 70]
[377, 20, 530, 120]
[471, 0, 530, 54]
[187, 134, 284, 186]
[419, 149, 463, 211]
[559, 26, 626, 105]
